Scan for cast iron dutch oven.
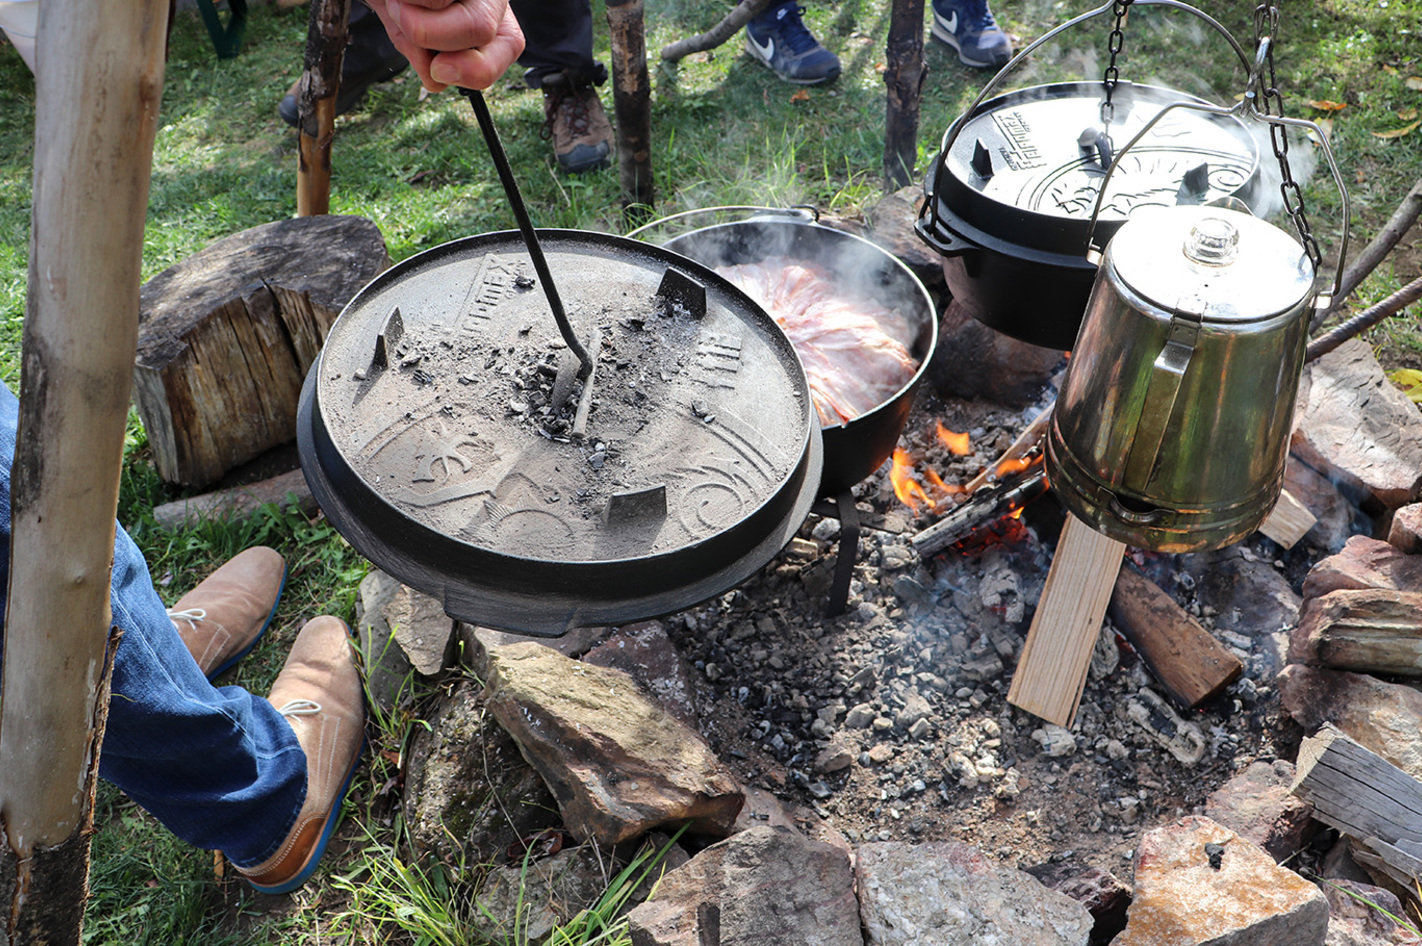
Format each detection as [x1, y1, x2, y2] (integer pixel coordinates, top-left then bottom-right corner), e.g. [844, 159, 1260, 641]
[298, 229, 823, 636]
[916, 81, 1262, 350]
[660, 215, 938, 495]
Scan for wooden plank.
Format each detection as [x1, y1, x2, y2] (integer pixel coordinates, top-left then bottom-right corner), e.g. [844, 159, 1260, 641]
[1258, 488, 1317, 549]
[1108, 565, 1243, 709]
[1007, 514, 1125, 726]
[1291, 723, 1422, 886]
[1291, 589, 1422, 677]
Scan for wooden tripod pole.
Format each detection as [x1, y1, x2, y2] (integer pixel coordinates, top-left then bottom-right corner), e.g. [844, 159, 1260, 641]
[296, 0, 350, 216]
[0, 0, 168, 939]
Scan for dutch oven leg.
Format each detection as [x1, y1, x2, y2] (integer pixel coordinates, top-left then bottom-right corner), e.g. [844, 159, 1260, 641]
[827, 489, 860, 618]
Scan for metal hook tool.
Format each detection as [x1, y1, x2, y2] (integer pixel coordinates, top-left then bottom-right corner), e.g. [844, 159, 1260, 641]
[460, 87, 596, 381]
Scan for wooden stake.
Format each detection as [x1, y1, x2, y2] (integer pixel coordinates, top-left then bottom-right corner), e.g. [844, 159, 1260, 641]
[1008, 514, 1126, 726]
[295, 0, 350, 216]
[606, 0, 654, 219]
[883, 0, 925, 190]
[1258, 488, 1317, 549]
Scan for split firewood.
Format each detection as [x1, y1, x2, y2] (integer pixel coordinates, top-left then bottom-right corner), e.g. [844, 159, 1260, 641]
[1008, 514, 1125, 727]
[1291, 723, 1422, 888]
[1257, 488, 1317, 549]
[152, 468, 316, 531]
[1289, 588, 1422, 677]
[135, 215, 387, 487]
[659, 0, 772, 61]
[1107, 565, 1243, 710]
[910, 465, 1047, 556]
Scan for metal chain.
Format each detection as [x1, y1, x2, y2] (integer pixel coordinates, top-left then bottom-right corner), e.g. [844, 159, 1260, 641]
[1100, 0, 1133, 128]
[1253, 3, 1323, 268]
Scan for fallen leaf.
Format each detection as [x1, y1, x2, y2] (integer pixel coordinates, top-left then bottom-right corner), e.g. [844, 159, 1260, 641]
[1374, 119, 1421, 139]
[1389, 368, 1422, 403]
[1400, 107, 1419, 121]
[1307, 99, 1348, 112]
[1407, 76, 1422, 90]
[790, 88, 811, 103]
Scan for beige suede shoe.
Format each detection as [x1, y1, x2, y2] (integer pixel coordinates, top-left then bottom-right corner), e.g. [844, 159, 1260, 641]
[168, 546, 286, 680]
[236, 616, 366, 895]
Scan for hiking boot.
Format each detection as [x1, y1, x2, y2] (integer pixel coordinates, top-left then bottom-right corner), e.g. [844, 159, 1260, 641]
[278, 9, 408, 127]
[744, 3, 842, 85]
[542, 73, 613, 174]
[168, 546, 286, 680]
[930, 0, 1012, 69]
[235, 616, 366, 895]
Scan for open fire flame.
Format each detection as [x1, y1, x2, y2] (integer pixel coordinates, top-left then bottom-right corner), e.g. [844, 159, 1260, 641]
[890, 422, 1044, 520]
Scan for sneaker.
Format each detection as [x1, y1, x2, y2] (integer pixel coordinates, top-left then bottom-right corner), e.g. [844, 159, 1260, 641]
[542, 73, 614, 174]
[930, 0, 1012, 69]
[168, 546, 286, 680]
[278, 20, 408, 127]
[235, 616, 366, 895]
[744, 3, 842, 85]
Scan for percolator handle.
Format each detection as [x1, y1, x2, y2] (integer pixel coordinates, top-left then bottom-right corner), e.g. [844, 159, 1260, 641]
[1119, 302, 1204, 494]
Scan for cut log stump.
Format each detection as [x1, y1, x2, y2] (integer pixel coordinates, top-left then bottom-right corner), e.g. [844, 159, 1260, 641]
[136, 215, 387, 487]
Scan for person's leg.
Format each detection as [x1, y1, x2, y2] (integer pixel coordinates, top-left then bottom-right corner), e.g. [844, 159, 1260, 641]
[510, 0, 613, 173]
[744, 2, 841, 85]
[929, 0, 1011, 68]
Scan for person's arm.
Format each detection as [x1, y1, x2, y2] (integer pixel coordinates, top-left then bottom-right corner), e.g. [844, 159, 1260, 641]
[365, 0, 524, 93]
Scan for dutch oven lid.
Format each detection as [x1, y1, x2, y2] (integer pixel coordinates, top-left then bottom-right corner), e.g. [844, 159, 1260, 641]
[1108, 206, 1316, 323]
[298, 230, 822, 636]
[930, 82, 1260, 256]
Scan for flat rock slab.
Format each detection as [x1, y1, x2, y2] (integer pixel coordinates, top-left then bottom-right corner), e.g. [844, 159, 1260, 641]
[1203, 760, 1315, 862]
[1277, 664, 1422, 780]
[1389, 503, 1422, 554]
[1302, 535, 1422, 599]
[484, 642, 743, 845]
[627, 825, 862, 946]
[1185, 547, 1301, 638]
[356, 569, 456, 677]
[1292, 339, 1422, 511]
[1115, 816, 1327, 946]
[583, 621, 699, 728]
[855, 841, 1094, 946]
[1284, 454, 1365, 554]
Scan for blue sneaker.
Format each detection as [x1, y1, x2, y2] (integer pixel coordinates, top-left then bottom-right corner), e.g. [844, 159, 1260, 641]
[930, 0, 1012, 69]
[744, 3, 842, 85]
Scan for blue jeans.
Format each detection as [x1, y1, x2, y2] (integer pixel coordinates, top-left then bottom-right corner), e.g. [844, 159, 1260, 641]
[0, 382, 305, 868]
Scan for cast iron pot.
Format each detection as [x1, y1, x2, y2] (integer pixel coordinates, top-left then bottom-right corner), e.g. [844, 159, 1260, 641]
[298, 229, 823, 636]
[661, 216, 938, 495]
[916, 81, 1261, 351]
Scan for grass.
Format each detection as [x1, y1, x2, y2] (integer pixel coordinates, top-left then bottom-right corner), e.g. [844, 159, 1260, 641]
[0, 0, 1420, 941]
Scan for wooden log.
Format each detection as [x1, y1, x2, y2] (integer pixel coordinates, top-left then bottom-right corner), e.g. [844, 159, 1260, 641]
[606, 0, 654, 220]
[1290, 588, 1422, 676]
[659, 0, 771, 62]
[152, 468, 317, 530]
[1257, 488, 1317, 549]
[134, 214, 387, 487]
[1291, 724, 1422, 888]
[883, 0, 926, 190]
[1107, 565, 1243, 709]
[1008, 514, 1126, 727]
[1311, 175, 1422, 333]
[0, 0, 167, 937]
[295, 0, 350, 216]
[1305, 275, 1422, 364]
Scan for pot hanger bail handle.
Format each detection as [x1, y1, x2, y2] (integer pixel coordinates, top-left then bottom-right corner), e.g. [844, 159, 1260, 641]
[460, 87, 596, 381]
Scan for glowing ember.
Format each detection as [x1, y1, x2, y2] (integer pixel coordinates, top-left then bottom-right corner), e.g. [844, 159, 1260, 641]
[935, 423, 971, 456]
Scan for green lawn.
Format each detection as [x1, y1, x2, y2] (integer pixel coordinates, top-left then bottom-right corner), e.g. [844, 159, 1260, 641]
[1, 0, 1420, 942]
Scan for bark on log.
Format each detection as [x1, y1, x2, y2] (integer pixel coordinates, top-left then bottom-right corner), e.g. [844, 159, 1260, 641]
[134, 215, 387, 487]
[883, 0, 926, 190]
[1305, 275, 1422, 364]
[295, 0, 350, 216]
[659, 0, 772, 61]
[0, 0, 167, 937]
[1107, 565, 1243, 709]
[1292, 724, 1422, 888]
[606, 0, 654, 219]
[1290, 588, 1422, 676]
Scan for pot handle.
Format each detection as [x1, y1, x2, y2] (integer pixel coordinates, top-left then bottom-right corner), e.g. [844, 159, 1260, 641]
[1120, 301, 1204, 491]
[624, 204, 818, 242]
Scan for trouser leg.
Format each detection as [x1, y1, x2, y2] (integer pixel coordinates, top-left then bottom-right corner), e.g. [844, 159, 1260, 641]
[511, 0, 607, 87]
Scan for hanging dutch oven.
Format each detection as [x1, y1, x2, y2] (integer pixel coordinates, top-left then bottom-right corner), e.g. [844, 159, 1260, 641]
[297, 230, 823, 636]
[916, 1, 1263, 350]
[1045, 49, 1351, 553]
